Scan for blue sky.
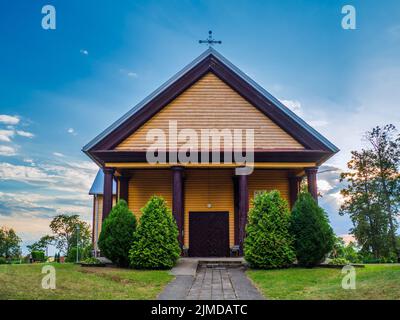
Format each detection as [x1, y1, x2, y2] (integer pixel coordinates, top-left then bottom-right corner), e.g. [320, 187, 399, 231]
[0, 0, 399, 253]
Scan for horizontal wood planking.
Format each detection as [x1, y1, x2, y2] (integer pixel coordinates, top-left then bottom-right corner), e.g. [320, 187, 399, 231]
[184, 169, 235, 248]
[116, 73, 304, 151]
[93, 195, 116, 246]
[248, 170, 290, 207]
[127, 170, 173, 220]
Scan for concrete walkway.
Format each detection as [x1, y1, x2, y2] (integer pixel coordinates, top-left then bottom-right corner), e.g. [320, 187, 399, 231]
[158, 258, 264, 300]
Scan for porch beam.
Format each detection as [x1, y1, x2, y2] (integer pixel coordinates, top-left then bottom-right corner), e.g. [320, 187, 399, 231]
[172, 166, 184, 249]
[105, 162, 317, 169]
[305, 167, 319, 202]
[102, 167, 115, 222]
[237, 174, 249, 255]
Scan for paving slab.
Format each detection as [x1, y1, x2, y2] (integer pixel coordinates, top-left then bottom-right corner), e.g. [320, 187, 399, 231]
[159, 259, 264, 300]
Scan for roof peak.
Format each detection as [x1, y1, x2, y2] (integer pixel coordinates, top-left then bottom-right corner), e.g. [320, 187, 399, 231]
[83, 48, 338, 160]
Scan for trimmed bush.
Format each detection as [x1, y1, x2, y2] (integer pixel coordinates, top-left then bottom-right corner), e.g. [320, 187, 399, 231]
[0, 257, 6, 264]
[290, 192, 335, 267]
[98, 200, 137, 267]
[31, 250, 45, 262]
[244, 190, 295, 269]
[129, 196, 180, 269]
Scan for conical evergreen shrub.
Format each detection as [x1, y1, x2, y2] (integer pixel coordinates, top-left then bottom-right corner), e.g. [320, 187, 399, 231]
[244, 190, 295, 268]
[98, 200, 137, 267]
[129, 196, 180, 269]
[290, 192, 335, 267]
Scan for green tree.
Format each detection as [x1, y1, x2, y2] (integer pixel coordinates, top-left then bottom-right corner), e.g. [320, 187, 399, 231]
[98, 200, 137, 267]
[129, 196, 180, 269]
[0, 226, 21, 259]
[290, 192, 334, 267]
[49, 214, 91, 254]
[340, 150, 390, 258]
[340, 124, 400, 260]
[27, 235, 55, 256]
[244, 190, 295, 269]
[366, 124, 400, 259]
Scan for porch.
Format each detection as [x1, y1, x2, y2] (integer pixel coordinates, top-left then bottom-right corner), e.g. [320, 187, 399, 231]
[100, 164, 319, 257]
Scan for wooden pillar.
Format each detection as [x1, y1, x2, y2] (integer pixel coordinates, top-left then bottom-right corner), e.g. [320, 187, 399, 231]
[119, 175, 130, 204]
[238, 174, 249, 255]
[102, 167, 114, 222]
[305, 167, 319, 202]
[232, 176, 240, 246]
[172, 167, 184, 248]
[289, 176, 303, 208]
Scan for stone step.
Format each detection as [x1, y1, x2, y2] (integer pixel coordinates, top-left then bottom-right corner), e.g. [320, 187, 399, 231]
[198, 261, 245, 269]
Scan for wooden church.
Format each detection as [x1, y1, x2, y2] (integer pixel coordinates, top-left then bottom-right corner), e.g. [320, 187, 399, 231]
[84, 48, 338, 257]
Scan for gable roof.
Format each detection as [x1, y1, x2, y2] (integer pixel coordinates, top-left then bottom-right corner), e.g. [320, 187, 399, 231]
[89, 169, 117, 195]
[83, 48, 338, 165]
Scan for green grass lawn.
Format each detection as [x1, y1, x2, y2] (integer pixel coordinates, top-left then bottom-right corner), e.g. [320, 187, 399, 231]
[247, 264, 400, 300]
[0, 263, 173, 300]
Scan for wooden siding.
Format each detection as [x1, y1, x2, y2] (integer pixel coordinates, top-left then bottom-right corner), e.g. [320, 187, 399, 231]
[116, 73, 304, 151]
[248, 170, 290, 206]
[127, 170, 173, 220]
[92, 169, 291, 251]
[184, 169, 235, 248]
[93, 195, 116, 248]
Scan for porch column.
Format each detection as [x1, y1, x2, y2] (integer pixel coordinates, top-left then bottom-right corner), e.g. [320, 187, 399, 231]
[238, 174, 249, 255]
[305, 167, 319, 202]
[289, 176, 303, 208]
[119, 175, 130, 204]
[102, 167, 115, 222]
[172, 167, 184, 248]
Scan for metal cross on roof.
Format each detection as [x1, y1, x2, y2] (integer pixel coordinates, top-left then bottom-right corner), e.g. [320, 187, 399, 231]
[199, 30, 222, 47]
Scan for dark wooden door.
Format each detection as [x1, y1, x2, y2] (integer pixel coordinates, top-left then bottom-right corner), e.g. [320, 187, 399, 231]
[189, 212, 229, 257]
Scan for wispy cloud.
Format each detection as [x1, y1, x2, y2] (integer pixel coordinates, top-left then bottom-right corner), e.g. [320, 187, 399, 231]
[0, 146, 16, 156]
[280, 99, 328, 128]
[67, 128, 77, 136]
[16, 130, 34, 138]
[53, 152, 64, 157]
[0, 130, 14, 142]
[0, 162, 54, 183]
[0, 115, 19, 125]
[119, 68, 138, 78]
[80, 49, 89, 55]
[280, 99, 303, 116]
[0, 160, 97, 194]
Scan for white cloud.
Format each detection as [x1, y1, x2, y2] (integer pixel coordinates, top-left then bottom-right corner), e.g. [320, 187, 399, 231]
[53, 152, 64, 157]
[16, 130, 34, 138]
[80, 49, 89, 55]
[127, 72, 138, 77]
[0, 115, 19, 125]
[0, 146, 16, 156]
[280, 99, 303, 116]
[0, 159, 98, 247]
[0, 162, 53, 182]
[308, 120, 328, 128]
[0, 129, 34, 142]
[67, 128, 77, 135]
[0, 130, 14, 142]
[23, 158, 35, 166]
[317, 179, 332, 193]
